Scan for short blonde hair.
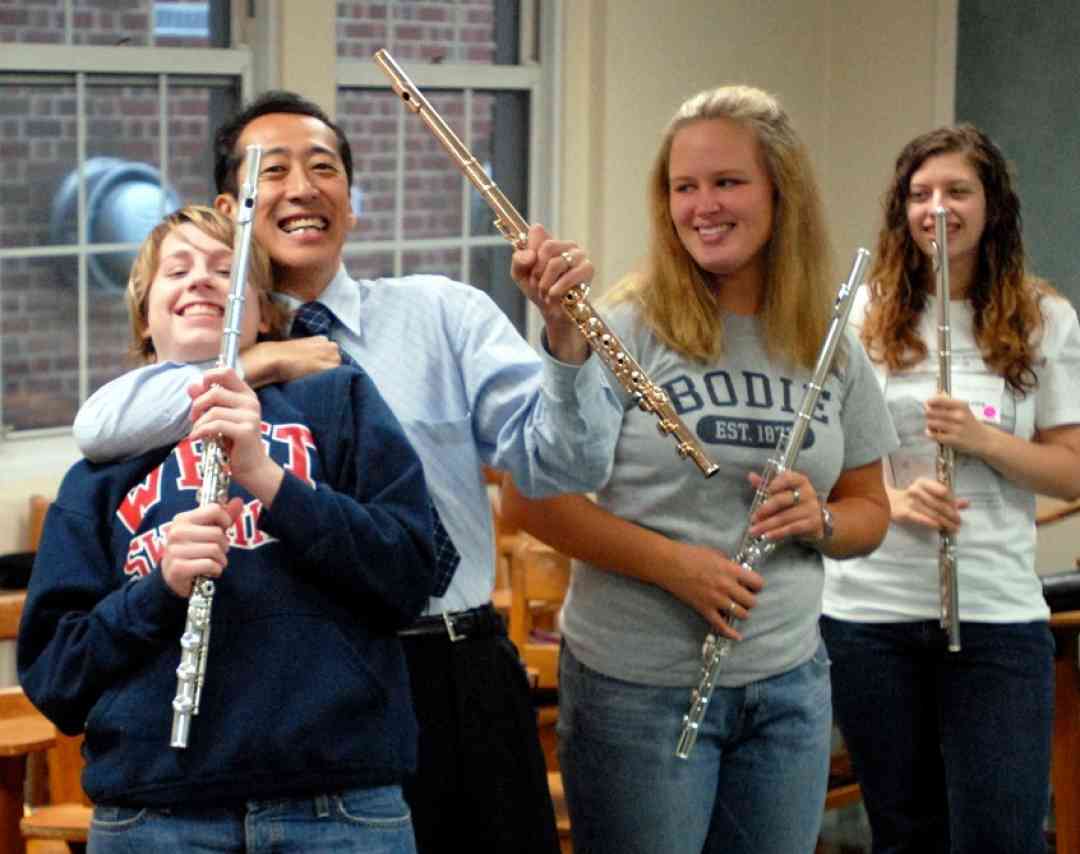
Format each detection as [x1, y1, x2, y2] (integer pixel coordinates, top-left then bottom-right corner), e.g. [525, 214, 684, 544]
[126, 205, 288, 363]
[609, 85, 835, 369]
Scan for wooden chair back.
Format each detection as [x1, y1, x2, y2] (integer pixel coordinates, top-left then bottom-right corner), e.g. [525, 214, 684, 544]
[5, 500, 93, 849]
[28, 495, 51, 552]
[508, 537, 570, 692]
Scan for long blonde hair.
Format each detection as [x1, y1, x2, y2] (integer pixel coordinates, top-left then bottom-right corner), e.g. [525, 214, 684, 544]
[608, 85, 834, 370]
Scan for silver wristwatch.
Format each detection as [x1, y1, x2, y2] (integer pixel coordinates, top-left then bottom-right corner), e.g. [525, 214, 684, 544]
[819, 503, 834, 543]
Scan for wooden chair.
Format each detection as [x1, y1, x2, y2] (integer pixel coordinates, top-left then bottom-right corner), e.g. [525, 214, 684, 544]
[508, 537, 569, 695]
[8, 498, 92, 853]
[28, 496, 50, 553]
[19, 726, 91, 854]
[1036, 501, 1080, 853]
[486, 469, 524, 597]
[823, 732, 861, 811]
[0, 684, 56, 854]
[507, 536, 572, 852]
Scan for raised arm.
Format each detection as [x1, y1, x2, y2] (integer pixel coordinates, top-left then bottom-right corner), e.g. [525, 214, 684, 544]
[73, 340, 343, 464]
[460, 285, 622, 499]
[511, 223, 591, 365]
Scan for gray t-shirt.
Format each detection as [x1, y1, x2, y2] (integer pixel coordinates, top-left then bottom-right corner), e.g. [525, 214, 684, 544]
[561, 304, 899, 688]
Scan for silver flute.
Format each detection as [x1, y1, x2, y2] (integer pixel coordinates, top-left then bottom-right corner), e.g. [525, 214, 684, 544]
[170, 145, 263, 749]
[931, 206, 961, 652]
[372, 49, 718, 478]
[675, 248, 871, 760]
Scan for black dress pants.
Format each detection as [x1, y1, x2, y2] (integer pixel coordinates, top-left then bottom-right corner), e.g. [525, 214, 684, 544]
[400, 606, 559, 854]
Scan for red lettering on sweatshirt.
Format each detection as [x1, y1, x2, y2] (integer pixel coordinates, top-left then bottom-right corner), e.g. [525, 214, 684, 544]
[123, 521, 171, 578]
[272, 424, 317, 487]
[116, 467, 164, 534]
[173, 437, 205, 491]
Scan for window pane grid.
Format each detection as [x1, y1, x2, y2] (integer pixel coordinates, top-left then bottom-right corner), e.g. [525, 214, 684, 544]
[0, 67, 240, 434]
[337, 81, 530, 331]
[1, 0, 231, 49]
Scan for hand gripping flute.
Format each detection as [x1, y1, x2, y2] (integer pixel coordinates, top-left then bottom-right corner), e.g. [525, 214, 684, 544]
[932, 206, 961, 652]
[170, 145, 263, 749]
[373, 49, 718, 478]
[674, 248, 871, 760]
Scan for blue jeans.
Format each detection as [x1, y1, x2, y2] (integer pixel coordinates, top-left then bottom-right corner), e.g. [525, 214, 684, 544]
[821, 617, 1053, 854]
[87, 785, 417, 854]
[557, 641, 832, 854]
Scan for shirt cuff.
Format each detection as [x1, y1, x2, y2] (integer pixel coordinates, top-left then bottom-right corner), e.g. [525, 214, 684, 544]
[539, 329, 607, 403]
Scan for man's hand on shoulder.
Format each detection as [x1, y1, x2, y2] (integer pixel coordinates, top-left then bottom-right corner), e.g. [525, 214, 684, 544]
[239, 338, 344, 388]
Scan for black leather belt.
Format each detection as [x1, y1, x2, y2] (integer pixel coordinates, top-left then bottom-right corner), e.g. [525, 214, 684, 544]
[397, 603, 503, 643]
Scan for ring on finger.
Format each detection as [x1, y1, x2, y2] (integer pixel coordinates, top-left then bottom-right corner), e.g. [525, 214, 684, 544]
[560, 250, 574, 268]
[791, 487, 801, 506]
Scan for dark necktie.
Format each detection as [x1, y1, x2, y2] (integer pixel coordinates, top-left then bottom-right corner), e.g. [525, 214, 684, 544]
[290, 301, 461, 598]
[290, 302, 357, 366]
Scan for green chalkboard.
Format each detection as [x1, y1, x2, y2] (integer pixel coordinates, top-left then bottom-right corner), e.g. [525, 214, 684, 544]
[956, 0, 1080, 307]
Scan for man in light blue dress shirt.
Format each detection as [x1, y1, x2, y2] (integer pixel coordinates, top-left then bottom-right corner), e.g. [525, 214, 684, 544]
[73, 92, 620, 854]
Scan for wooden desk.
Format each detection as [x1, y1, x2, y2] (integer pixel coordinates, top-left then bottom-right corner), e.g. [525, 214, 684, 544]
[0, 706, 55, 854]
[1052, 610, 1080, 854]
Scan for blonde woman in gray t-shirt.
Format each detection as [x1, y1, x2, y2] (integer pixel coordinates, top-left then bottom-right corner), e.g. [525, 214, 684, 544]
[502, 85, 897, 854]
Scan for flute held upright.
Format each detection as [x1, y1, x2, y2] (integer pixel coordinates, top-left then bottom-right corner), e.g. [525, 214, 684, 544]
[170, 144, 263, 749]
[932, 205, 961, 653]
[674, 248, 871, 760]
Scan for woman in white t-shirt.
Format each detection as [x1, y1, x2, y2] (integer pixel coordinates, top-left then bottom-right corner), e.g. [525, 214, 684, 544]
[822, 124, 1080, 854]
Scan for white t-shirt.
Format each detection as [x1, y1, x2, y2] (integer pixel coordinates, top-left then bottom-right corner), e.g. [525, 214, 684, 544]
[823, 286, 1080, 623]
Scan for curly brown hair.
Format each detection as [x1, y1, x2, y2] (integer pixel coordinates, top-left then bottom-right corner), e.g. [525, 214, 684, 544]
[861, 125, 1048, 395]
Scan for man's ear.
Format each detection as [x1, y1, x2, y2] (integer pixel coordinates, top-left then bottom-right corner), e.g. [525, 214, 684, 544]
[214, 193, 237, 217]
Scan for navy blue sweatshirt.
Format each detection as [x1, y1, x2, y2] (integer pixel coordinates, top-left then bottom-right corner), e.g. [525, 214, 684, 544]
[18, 366, 435, 806]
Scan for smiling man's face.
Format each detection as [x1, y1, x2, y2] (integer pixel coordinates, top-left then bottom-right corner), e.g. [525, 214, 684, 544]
[218, 112, 356, 299]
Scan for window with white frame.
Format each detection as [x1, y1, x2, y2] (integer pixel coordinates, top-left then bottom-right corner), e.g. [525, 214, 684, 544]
[335, 0, 554, 336]
[0, 0, 247, 434]
[0, 0, 558, 437]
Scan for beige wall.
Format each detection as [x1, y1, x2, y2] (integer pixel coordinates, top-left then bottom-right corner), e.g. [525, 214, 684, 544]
[0, 436, 81, 556]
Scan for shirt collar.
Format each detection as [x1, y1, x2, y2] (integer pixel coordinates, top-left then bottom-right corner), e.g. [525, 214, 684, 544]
[275, 265, 367, 339]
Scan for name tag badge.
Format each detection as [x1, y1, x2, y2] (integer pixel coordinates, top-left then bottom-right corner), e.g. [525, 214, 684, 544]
[953, 373, 1005, 424]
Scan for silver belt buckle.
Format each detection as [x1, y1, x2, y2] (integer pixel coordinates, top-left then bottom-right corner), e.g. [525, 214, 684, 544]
[442, 612, 467, 643]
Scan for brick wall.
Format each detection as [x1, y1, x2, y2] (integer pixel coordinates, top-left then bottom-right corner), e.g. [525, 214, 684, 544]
[1, 0, 506, 431]
[0, 81, 224, 430]
[0, 0, 213, 48]
[336, 1, 498, 64]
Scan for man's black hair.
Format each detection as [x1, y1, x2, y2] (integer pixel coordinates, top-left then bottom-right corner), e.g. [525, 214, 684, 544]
[213, 90, 354, 197]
